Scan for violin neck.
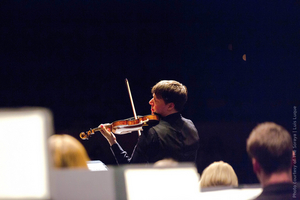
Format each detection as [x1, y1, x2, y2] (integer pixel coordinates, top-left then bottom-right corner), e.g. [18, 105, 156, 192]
[93, 124, 112, 132]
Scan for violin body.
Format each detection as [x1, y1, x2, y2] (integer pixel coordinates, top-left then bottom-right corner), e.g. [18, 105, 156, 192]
[79, 114, 159, 140]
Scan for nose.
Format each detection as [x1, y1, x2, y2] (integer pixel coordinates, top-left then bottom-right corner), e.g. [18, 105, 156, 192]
[149, 98, 154, 105]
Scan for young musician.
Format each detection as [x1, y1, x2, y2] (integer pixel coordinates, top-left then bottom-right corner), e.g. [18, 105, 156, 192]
[99, 80, 199, 164]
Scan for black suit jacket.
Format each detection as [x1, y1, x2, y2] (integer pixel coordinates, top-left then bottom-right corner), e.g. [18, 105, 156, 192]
[110, 112, 199, 164]
[255, 182, 300, 200]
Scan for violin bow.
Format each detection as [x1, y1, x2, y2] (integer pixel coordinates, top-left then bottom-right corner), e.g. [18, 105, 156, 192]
[125, 78, 141, 136]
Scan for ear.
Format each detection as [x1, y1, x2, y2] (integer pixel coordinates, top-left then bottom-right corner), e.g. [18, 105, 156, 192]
[167, 102, 175, 110]
[252, 158, 261, 174]
[292, 150, 296, 166]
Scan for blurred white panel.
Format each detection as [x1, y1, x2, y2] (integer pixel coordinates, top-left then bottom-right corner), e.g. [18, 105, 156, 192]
[0, 108, 53, 200]
[87, 160, 108, 171]
[51, 169, 116, 200]
[198, 187, 262, 200]
[124, 164, 199, 200]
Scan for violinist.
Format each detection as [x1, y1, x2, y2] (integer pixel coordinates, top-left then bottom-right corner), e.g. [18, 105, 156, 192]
[99, 80, 199, 164]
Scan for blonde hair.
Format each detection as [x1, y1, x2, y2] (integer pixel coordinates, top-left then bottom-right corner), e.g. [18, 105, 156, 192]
[48, 134, 90, 169]
[200, 161, 238, 188]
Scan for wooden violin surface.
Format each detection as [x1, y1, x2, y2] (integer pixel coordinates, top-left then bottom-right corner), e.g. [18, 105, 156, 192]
[79, 114, 159, 140]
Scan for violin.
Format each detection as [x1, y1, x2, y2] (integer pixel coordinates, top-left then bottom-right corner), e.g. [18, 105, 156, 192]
[79, 114, 159, 140]
[79, 78, 159, 140]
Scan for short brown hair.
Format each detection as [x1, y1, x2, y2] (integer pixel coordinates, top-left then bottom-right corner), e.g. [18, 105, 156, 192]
[246, 122, 293, 174]
[151, 80, 187, 112]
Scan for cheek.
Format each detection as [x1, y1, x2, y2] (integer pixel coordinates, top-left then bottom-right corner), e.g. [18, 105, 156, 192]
[153, 104, 161, 111]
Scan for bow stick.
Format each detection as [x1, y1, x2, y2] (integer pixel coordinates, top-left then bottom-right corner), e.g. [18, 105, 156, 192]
[125, 78, 141, 136]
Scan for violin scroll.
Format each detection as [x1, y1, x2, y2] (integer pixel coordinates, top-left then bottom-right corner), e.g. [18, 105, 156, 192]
[79, 129, 96, 140]
[79, 132, 88, 140]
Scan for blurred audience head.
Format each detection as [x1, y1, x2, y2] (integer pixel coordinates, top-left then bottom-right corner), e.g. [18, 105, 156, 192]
[48, 134, 90, 169]
[246, 122, 293, 186]
[200, 161, 238, 188]
[153, 158, 179, 167]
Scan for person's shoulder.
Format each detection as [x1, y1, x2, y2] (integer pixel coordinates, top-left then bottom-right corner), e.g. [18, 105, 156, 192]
[142, 123, 158, 136]
[181, 116, 194, 123]
[256, 183, 300, 200]
[181, 116, 197, 128]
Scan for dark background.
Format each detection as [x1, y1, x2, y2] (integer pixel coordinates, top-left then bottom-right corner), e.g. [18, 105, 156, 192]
[1, 0, 299, 184]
